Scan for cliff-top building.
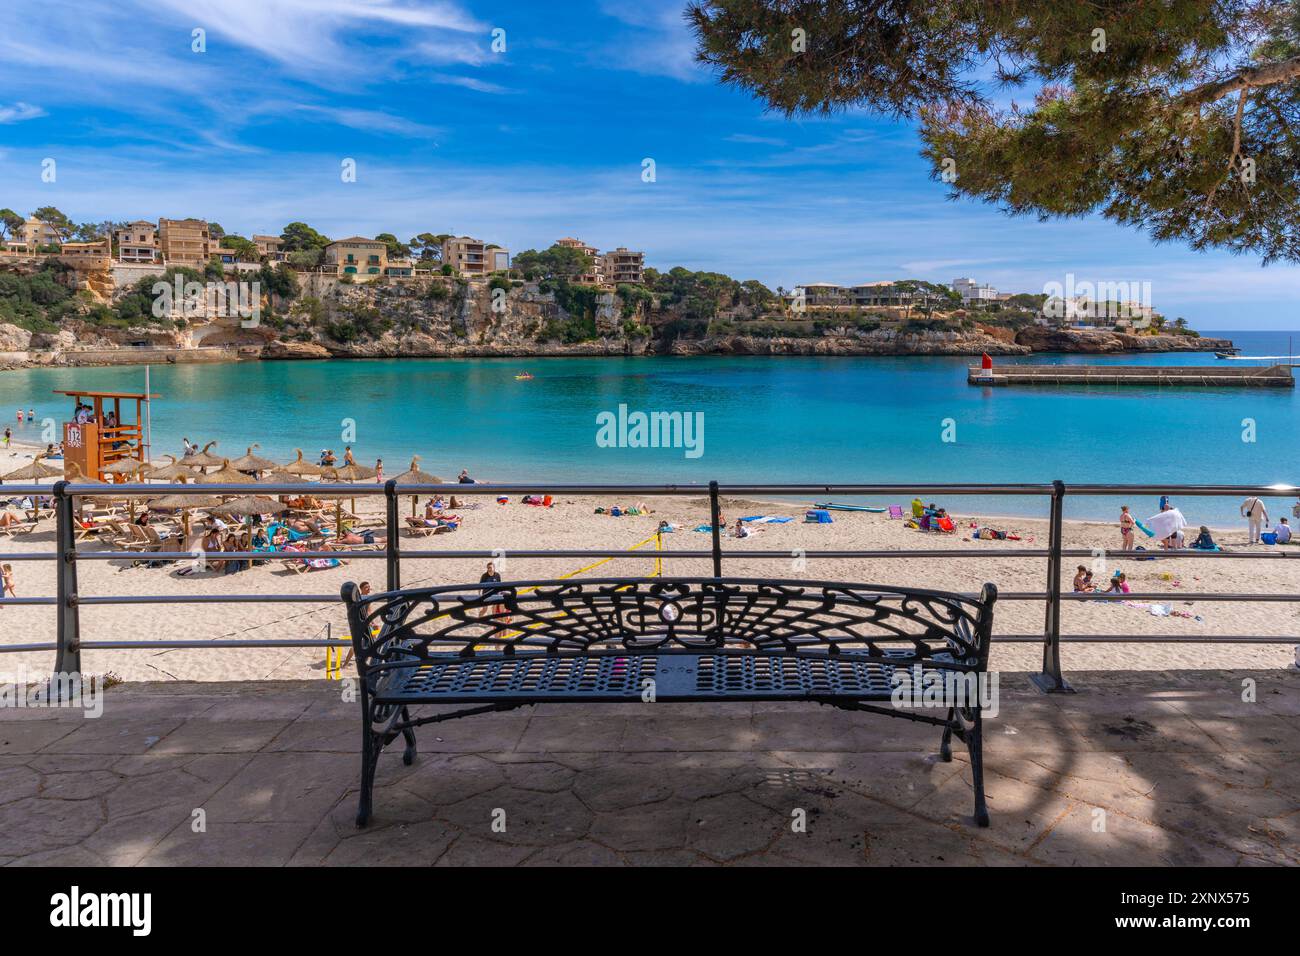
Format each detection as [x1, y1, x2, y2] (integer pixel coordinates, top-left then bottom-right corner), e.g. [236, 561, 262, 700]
[158, 218, 213, 266]
[114, 221, 159, 263]
[324, 237, 388, 278]
[602, 247, 645, 285]
[444, 236, 510, 276]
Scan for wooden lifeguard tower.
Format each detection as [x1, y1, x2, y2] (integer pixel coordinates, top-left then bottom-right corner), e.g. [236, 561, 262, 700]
[55, 388, 159, 481]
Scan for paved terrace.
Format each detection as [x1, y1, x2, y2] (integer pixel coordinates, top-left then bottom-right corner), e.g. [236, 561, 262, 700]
[1, 670, 1296, 866]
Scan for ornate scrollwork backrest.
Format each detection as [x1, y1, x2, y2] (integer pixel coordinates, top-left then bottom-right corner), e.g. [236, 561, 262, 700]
[342, 578, 997, 677]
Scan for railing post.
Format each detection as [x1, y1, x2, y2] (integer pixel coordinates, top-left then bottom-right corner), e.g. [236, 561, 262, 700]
[384, 479, 399, 592]
[708, 480, 722, 577]
[53, 481, 82, 685]
[1031, 479, 1074, 693]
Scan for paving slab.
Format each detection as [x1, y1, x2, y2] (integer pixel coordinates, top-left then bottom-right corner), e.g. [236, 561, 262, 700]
[0, 669, 1294, 866]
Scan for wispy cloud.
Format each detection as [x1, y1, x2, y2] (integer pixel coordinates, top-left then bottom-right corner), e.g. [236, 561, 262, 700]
[0, 102, 46, 124]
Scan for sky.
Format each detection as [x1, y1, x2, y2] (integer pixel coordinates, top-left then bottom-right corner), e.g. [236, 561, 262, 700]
[0, 0, 1296, 329]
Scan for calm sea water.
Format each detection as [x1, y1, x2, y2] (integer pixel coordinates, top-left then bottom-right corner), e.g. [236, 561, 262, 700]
[2, 330, 1296, 524]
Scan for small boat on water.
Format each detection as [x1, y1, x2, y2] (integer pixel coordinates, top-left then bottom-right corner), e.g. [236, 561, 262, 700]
[1214, 349, 1242, 359]
[514, 372, 534, 380]
[813, 502, 887, 513]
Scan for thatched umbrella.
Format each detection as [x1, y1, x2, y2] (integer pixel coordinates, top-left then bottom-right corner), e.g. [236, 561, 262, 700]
[143, 455, 194, 482]
[392, 455, 443, 516]
[208, 495, 289, 518]
[282, 448, 325, 477]
[179, 440, 224, 470]
[101, 457, 147, 479]
[2, 456, 63, 482]
[147, 479, 223, 536]
[322, 461, 379, 536]
[229, 444, 279, 475]
[64, 462, 139, 516]
[196, 459, 258, 485]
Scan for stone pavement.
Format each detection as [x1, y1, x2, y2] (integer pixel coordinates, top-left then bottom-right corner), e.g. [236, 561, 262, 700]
[0, 670, 1296, 866]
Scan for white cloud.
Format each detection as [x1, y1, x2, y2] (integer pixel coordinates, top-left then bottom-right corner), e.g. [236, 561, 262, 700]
[0, 102, 45, 124]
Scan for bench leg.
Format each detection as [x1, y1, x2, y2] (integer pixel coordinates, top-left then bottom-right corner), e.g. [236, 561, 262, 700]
[400, 707, 418, 766]
[356, 729, 380, 828]
[969, 708, 990, 828]
[939, 707, 956, 762]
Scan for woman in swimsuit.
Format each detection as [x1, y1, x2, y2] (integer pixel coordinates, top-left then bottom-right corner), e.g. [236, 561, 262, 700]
[1119, 506, 1135, 551]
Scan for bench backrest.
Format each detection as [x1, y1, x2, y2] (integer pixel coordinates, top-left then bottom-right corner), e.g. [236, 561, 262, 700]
[342, 577, 997, 679]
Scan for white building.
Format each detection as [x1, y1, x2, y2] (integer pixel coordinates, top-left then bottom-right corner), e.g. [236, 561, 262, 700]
[952, 277, 998, 305]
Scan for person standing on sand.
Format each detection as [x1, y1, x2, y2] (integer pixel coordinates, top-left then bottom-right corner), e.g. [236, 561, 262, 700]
[2, 427, 10, 448]
[0, 564, 15, 604]
[375, 459, 383, 483]
[1119, 506, 1135, 551]
[1240, 495, 1269, 544]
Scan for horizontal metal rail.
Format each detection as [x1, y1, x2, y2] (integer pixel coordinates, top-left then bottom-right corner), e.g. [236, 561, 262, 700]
[3, 478, 1297, 690]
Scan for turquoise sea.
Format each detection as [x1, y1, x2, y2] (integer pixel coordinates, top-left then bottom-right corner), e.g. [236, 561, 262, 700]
[2, 331, 1296, 524]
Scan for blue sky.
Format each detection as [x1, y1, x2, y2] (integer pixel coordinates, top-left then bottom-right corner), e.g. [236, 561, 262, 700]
[1, 0, 1296, 329]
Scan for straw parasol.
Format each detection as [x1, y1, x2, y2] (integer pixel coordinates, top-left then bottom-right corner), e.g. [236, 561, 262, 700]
[391, 456, 444, 515]
[101, 457, 148, 478]
[147, 478, 222, 536]
[2, 455, 63, 481]
[179, 441, 224, 470]
[64, 462, 142, 515]
[143, 455, 195, 482]
[229, 444, 279, 475]
[196, 459, 258, 485]
[281, 448, 325, 477]
[207, 495, 289, 518]
[324, 462, 378, 482]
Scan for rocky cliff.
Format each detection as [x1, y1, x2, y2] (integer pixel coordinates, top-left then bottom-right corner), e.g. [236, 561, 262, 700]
[0, 267, 1230, 367]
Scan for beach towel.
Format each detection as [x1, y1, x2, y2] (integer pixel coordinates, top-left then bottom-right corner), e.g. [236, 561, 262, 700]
[740, 515, 793, 524]
[805, 509, 832, 524]
[1145, 508, 1186, 541]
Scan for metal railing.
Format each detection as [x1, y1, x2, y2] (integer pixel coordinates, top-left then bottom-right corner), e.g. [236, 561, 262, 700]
[1, 478, 1297, 693]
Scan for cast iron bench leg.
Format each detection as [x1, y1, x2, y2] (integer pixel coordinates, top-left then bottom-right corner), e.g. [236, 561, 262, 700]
[939, 706, 956, 762]
[969, 707, 990, 828]
[357, 727, 380, 828]
[401, 707, 417, 766]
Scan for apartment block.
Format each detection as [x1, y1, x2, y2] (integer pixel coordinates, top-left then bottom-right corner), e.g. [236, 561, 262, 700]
[556, 237, 604, 284]
[114, 220, 159, 263]
[324, 237, 388, 279]
[603, 247, 644, 285]
[22, 217, 63, 249]
[444, 236, 510, 276]
[253, 235, 287, 262]
[158, 218, 214, 266]
[952, 277, 998, 305]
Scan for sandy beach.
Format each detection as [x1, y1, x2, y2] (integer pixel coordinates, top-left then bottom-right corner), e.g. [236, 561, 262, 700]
[1, 439, 1296, 682]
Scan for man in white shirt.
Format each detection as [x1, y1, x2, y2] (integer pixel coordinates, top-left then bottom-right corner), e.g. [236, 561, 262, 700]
[1240, 496, 1269, 544]
[1276, 518, 1292, 544]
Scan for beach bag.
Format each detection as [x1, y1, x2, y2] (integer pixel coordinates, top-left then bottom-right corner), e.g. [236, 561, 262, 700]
[805, 509, 832, 524]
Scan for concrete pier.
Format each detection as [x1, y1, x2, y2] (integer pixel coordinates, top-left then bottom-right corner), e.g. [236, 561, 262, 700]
[969, 364, 1295, 387]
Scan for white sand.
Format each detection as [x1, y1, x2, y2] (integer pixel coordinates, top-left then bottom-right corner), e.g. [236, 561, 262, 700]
[2, 439, 1296, 682]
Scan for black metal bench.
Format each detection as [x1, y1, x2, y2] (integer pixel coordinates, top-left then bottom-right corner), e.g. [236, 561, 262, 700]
[342, 577, 998, 828]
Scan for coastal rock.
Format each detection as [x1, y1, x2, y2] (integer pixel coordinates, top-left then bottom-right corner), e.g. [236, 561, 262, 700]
[0, 322, 33, 351]
[1014, 326, 1231, 353]
[261, 340, 333, 360]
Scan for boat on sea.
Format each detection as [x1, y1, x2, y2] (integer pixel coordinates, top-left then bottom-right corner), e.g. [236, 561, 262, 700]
[514, 372, 534, 380]
[1214, 350, 1241, 359]
[813, 502, 887, 512]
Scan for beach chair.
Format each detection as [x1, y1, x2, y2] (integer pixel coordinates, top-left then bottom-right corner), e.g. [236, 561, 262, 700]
[404, 516, 437, 537]
[888, 505, 905, 520]
[0, 517, 38, 538]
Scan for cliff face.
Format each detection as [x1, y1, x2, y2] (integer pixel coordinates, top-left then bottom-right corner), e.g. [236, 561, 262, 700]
[0, 268, 1230, 367]
[1014, 325, 1231, 353]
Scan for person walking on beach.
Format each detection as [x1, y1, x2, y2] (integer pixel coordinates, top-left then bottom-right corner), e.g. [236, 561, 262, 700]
[1240, 495, 1269, 544]
[375, 458, 383, 483]
[0, 563, 15, 604]
[477, 561, 508, 623]
[1119, 506, 1135, 551]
